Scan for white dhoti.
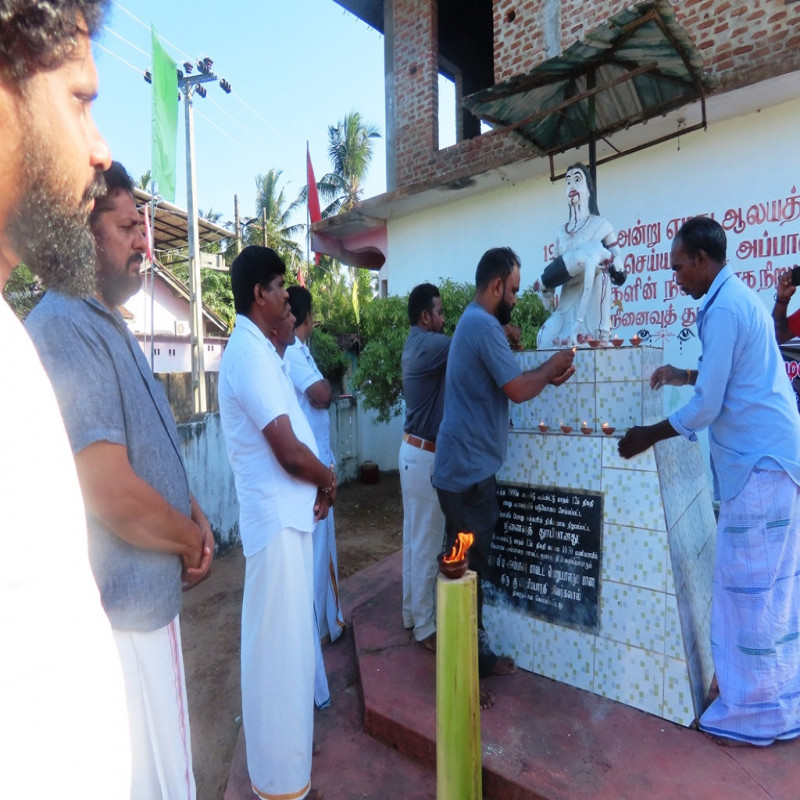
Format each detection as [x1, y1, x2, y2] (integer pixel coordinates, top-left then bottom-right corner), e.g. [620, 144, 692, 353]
[312, 509, 345, 708]
[113, 616, 195, 800]
[242, 527, 315, 799]
[400, 440, 446, 641]
[699, 469, 800, 745]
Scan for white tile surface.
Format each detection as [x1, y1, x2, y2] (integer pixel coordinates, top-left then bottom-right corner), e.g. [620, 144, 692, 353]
[594, 638, 664, 717]
[600, 581, 666, 653]
[603, 523, 667, 592]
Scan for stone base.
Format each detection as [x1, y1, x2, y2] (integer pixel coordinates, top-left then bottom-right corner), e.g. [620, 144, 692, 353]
[488, 345, 715, 725]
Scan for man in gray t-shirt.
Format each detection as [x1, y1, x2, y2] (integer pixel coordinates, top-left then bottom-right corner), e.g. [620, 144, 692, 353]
[27, 162, 213, 798]
[433, 247, 575, 706]
[400, 283, 451, 651]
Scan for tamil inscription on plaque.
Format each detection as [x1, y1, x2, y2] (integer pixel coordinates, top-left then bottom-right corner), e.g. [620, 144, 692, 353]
[486, 483, 603, 632]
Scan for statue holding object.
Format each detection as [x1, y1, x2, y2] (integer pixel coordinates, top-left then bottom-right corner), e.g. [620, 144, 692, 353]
[535, 164, 626, 347]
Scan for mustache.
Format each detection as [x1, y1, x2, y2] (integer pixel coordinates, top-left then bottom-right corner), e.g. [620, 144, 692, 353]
[83, 169, 107, 204]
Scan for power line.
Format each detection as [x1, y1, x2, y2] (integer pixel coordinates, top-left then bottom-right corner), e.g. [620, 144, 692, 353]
[97, 40, 274, 162]
[102, 24, 148, 58]
[111, 0, 193, 62]
[230, 90, 293, 147]
[96, 42, 143, 74]
[205, 95, 276, 152]
[194, 108, 263, 163]
[104, 10, 286, 155]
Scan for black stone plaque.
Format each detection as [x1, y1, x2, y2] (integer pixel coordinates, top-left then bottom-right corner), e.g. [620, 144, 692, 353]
[486, 483, 603, 633]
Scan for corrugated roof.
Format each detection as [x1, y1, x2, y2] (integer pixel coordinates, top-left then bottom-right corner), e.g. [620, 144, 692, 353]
[463, 1, 716, 163]
[133, 188, 232, 254]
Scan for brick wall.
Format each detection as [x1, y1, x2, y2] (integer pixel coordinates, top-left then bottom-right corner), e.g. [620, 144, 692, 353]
[391, 0, 800, 189]
[393, 0, 440, 187]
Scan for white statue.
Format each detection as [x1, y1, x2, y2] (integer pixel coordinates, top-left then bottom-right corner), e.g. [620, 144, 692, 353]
[535, 164, 626, 347]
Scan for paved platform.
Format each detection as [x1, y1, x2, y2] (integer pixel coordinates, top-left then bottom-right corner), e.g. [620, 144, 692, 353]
[226, 551, 800, 800]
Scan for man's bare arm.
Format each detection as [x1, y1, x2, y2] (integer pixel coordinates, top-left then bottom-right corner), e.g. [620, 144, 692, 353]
[305, 378, 332, 409]
[503, 348, 575, 404]
[262, 415, 337, 505]
[773, 271, 797, 345]
[75, 441, 204, 570]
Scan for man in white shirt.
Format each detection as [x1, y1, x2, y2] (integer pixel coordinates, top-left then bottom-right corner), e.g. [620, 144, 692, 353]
[286, 285, 345, 709]
[219, 246, 335, 800]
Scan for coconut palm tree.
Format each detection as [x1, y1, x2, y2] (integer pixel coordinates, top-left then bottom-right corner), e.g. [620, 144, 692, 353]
[247, 169, 304, 262]
[317, 111, 381, 217]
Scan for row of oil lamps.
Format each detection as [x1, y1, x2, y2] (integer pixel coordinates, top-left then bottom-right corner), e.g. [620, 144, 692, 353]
[537, 421, 617, 435]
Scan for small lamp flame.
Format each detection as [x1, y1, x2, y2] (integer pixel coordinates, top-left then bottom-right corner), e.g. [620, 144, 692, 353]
[443, 532, 474, 564]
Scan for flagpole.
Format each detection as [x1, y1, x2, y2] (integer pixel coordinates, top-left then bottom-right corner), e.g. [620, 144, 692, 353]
[306, 142, 311, 273]
[148, 191, 157, 372]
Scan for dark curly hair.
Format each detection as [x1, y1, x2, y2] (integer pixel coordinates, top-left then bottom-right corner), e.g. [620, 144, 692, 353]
[0, 0, 109, 85]
[90, 161, 135, 226]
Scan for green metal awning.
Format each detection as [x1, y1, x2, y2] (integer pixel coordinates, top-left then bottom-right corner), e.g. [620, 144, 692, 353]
[463, 0, 716, 177]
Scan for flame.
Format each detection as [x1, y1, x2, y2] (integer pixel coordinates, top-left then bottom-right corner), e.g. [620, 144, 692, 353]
[443, 532, 474, 563]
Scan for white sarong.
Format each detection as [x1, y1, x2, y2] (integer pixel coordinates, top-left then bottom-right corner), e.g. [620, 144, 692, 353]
[312, 509, 345, 708]
[242, 526, 315, 799]
[113, 616, 195, 799]
[699, 469, 800, 745]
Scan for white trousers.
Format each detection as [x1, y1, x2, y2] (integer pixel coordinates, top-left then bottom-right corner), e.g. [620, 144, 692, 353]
[242, 527, 315, 800]
[399, 440, 446, 641]
[312, 509, 345, 708]
[113, 617, 195, 800]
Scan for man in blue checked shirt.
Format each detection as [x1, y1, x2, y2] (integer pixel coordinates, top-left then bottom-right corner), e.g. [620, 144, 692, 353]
[619, 215, 800, 748]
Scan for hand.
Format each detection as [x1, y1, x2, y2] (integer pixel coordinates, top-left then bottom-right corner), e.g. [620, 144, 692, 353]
[777, 269, 797, 305]
[547, 348, 575, 386]
[183, 499, 214, 590]
[324, 464, 337, 506]
[314, 489, 332, 521]
[618, 426, 656, 459]
[650, 364, 689, 390]
[503, 323, 522, 346]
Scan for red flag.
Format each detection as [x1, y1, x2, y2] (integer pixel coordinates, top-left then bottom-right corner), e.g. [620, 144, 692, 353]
[306, 144, 321, 223]
[307, 144, 322, 266]
[297, 267, 306, 288]
[142, 200, 153, 262]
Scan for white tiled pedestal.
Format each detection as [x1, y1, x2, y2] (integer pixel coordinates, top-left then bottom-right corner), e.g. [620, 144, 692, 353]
[484, 345, 716, 726]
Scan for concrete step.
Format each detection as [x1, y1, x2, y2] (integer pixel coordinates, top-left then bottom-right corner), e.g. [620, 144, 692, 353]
[352, 568, 800, 800]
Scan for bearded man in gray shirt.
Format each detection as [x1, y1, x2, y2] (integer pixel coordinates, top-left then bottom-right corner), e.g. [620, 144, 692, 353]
[27, 162, 213, 800]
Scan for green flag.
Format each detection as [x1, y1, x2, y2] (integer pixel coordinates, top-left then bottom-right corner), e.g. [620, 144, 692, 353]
[151, 25, 178, 202]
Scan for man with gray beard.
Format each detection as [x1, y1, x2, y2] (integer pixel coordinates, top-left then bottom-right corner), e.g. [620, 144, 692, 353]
[0, 1, 130, 795]
[27, 161, 214, 799]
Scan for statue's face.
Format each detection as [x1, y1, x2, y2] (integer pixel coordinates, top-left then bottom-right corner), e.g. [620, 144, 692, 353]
[565, 168, 589, 210]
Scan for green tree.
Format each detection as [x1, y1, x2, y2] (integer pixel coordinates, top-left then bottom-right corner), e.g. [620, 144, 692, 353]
[317, 111, 381, 217]
[309, 328, 349, 386]
[352, 294, 408, 422]
[247, 169, 304, 262]
[3, 264, 43, 320]
[136, 170, 153, 192]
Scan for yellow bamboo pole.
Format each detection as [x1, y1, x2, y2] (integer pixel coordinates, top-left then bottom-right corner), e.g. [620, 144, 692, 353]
[436, 569, 481, 800]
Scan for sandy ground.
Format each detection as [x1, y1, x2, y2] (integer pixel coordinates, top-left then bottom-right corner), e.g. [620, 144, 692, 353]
[181, 470, 404, 800]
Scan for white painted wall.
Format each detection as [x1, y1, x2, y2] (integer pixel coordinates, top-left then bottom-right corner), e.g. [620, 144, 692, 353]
[179, 412, 239, 549]
[359, 405, 405, 472]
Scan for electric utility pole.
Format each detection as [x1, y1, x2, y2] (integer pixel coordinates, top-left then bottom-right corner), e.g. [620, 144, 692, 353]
[177, 58, 231, 414]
